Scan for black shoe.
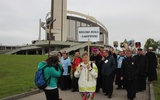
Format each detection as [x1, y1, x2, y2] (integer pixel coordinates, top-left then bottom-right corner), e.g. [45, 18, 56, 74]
[95, 90, 99, 93]
[127, 97, 133, 100]
[71, 89, 76, 92]
[104, 93, 108, 96]
[116, 87, 122, 90]
[138, 89, 143, 92]
[96, 91, 99, 93]
[108, 94, 112, 98]
[102, 89, 106, 93]
[129, 98, 133, 100]
[123, 87, 126, 89]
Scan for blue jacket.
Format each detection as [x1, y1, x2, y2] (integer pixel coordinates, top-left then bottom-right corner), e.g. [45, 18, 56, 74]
[38, 61, 62, 88]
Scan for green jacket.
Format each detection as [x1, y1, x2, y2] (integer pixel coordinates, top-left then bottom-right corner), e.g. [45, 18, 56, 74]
[38, 61, 62, 88]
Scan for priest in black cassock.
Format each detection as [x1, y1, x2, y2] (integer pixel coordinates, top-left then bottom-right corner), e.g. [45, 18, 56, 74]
[135, 48, 148, 92]
[121, 49, 139, 100]
[146, 47, 158, 83]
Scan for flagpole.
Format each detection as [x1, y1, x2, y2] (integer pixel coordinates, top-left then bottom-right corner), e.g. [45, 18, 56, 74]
[87, 38, 90, 81]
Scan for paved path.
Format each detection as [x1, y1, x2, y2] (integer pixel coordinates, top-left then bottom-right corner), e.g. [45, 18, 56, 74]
[18, 84, 149, 100]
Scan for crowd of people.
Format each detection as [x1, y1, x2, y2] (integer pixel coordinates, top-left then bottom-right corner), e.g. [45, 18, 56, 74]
[40, 46, 158, 100]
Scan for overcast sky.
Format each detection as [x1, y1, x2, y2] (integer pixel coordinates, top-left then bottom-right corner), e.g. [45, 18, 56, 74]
[0, 0, 160, 48]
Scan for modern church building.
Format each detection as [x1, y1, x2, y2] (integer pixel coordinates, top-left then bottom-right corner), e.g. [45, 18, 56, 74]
[0, 0, 110, 55]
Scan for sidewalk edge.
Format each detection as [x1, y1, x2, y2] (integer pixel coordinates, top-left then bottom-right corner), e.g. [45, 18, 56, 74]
[149, 83, 155, 100]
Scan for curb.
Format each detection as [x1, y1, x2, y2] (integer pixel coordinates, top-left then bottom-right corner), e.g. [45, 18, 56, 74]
[149, 83, 155, 100]
[0, 89, 43, 100]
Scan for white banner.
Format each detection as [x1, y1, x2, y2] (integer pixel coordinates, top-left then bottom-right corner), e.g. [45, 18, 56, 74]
[78, 27, 100, 42]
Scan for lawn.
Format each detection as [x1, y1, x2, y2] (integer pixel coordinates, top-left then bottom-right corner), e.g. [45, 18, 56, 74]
[153, 64, 160, 100]
[0, 55, 47, 99]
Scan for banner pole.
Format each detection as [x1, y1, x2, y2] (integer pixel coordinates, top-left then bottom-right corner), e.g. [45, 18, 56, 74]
[87, 38, 90, 81]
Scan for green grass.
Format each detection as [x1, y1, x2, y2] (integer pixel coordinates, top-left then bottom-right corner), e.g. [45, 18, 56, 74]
[153, 64, 160, 100]
[0, 55, 47, 99]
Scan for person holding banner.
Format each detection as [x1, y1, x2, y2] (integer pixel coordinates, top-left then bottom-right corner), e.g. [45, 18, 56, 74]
[74, 53, 98, 100]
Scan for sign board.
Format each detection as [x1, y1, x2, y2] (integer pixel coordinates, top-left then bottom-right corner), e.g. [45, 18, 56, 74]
[128, 40, 135, 47]
[113, 41, 118, 47]
[120, 42, 125, 48]
[78, 27, 100, 42]
[135, 42, 141, 48]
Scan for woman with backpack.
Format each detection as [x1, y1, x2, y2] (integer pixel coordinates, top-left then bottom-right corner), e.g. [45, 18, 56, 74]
[37, 55, 62, 100]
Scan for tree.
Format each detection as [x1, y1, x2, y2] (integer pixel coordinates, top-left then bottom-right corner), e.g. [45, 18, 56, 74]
[157, 40, 160, 47]
[144, 38, 158, 51]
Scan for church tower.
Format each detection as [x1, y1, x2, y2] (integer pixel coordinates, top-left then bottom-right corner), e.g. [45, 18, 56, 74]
[46, 0, 67, 41]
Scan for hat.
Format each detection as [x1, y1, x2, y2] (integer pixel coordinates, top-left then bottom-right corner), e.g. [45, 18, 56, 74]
[148, 47, 153, 50]
[92, 48, 97, 52]
[137, 48, 142, 51]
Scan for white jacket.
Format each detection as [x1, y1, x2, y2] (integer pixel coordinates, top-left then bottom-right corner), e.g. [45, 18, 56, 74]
[74, 61, 98, 92]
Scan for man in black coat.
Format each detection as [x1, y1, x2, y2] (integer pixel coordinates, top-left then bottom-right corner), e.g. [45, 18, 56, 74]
[99, 50, 116, 98]
[109, 48, 117, 83]
[146, 47, 158, 83]
[121, 49, 139, 100]
[90, 49, 102, 92]
[135, 48, 148, 92]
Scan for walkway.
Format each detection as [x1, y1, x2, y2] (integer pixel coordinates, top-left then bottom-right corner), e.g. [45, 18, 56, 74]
[18, 84, 149, 100]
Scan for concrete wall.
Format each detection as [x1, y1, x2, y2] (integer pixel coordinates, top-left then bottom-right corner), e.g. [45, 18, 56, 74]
[51, 0, 67, 41]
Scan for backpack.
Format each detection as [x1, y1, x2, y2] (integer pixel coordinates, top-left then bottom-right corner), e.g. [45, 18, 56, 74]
[34, 65, 51, 89]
